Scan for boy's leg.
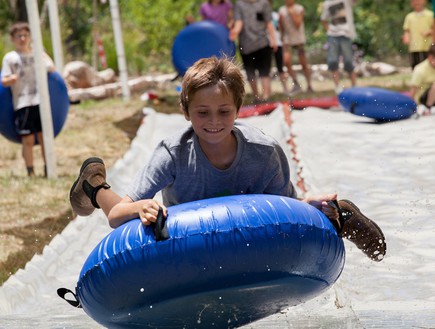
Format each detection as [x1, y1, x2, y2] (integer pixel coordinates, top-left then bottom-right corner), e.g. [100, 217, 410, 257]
[70, 157, 113, 216]
[260, 76, 272, 100]
[242, 53, 260, 101]
[256, 46, 273, 100]
[326, 36, 341, 92]
[283, 46, 300, 92]
[274, 47, 288, 93]
[297, 45, 313, 91]
[340, 36, 356, 87]
[21, 134, 35, 176]
[36, 132, 47, 176]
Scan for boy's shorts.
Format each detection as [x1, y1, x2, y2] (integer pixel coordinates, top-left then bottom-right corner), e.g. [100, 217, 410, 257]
[14, 105, 42, 136]
[327, 36, 354, 73]
[241, 46, 272, 80]
[284, 44, 306, 57]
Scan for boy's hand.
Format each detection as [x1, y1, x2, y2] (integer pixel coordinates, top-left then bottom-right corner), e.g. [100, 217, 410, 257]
[2, 74, 18, 86]
[303, 193, 339, 221]
[137, 199, 167, 226]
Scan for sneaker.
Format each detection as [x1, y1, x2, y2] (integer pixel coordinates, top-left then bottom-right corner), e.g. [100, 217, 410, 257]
[288, 83, 302, 96]
[338, 199, 386, 262]
[69, 157, 110, 216]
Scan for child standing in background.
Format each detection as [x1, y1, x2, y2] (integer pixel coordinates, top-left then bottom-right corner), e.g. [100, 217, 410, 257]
[402, 0, 433, 69]
[279, 0, 313, 95]
[1, 22, 55, 177]
[230, 0, 277, 102]
[320, 0, 357, 94]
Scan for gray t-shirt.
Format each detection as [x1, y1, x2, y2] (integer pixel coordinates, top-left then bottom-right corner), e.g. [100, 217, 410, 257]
[127, 122, 296, 206]
[233, 0, 272, 55]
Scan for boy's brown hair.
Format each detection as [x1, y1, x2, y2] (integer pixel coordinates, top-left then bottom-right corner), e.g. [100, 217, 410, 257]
[180, 56, 245, 113]
[9, 22, 30, 37]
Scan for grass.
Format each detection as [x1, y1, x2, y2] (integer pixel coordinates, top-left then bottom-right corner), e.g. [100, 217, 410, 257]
[0, 70, 411, 285]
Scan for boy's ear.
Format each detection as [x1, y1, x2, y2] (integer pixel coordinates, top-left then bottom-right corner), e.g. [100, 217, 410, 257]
[183, 110, 191, 121]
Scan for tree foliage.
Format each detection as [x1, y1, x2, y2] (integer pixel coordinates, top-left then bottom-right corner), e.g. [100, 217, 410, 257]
[0, 0, 428, 75]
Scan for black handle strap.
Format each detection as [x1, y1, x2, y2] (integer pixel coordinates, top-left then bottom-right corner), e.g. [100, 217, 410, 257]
[327, 200, 343, 234]
[57, 287, 82, 308]
[151, 207, 169, 241]
[350, 101, 358, 114]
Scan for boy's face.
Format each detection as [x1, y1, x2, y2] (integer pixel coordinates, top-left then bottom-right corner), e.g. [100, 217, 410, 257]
[411, 0, 426, 11]
[184, 84, 238, 146]
[11, 29, 31, 52]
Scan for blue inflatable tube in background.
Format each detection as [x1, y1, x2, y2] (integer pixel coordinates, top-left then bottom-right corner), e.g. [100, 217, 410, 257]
[76, 194, 345, 329]
[0, 71, 70, 143]
[172, 21, 236, 76]
[338, 87, 416, 121]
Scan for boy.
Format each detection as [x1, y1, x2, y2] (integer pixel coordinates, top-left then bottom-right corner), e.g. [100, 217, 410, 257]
[320, 0, 357, 94]
[229, 0, 277, 102]
[409, 43, 435, 114]
[402, 0, 433, 69]
[1, 22, 55, 177]
[70, 57, 386, 262]
[279, 0, 313, 94]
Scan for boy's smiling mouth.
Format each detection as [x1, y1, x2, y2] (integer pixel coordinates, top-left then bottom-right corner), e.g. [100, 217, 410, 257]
[204, 128, 224, 133]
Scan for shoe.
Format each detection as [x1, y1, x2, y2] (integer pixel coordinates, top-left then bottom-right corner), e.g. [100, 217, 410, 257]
[69, 157, 110, 216]
[306, 86, 314, 93]
[288, 83, 302, 96]
[337, 199, 386, 262]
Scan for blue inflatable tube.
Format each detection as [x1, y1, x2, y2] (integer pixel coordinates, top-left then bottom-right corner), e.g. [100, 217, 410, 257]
[0, 71, 69, 143]
[338, 87, 416, 121]
[76, 194, 345, 328]
[172, 21, 236, 76]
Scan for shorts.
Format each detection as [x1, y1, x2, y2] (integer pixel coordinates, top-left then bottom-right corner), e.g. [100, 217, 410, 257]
[241, 46, 272, 80]
[327, 36, 354, 72]
[284, 44, 306, 57]
[409, 52, 428, 70]
[273, 46, 284, 73]
[14, 105, 42, 136]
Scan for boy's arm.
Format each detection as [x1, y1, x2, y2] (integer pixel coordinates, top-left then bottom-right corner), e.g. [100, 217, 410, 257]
[107, 195, 167, 228]
[409, 85, 418, 101]
[1, 74, 18, 87]
[289, 6, 304, 29]
[402, 30, 410, 45]
[227, 8, 234, 29]
[1, 56, 18, 86]
[267, 21, 277, 51]
[229, 20, 243, 41]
